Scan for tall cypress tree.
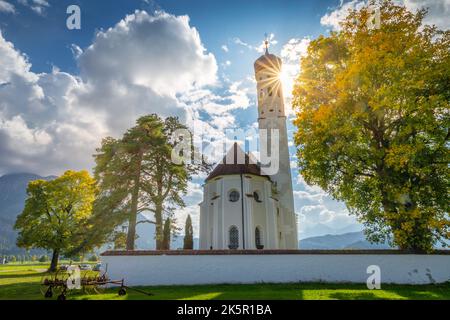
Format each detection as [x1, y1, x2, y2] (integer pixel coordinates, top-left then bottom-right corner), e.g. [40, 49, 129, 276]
[183, 215, 193, 250]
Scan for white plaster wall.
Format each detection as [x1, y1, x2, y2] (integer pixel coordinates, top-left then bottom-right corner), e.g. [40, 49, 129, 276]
[101, 254, 450, 286]
[200, 174, 279, 250]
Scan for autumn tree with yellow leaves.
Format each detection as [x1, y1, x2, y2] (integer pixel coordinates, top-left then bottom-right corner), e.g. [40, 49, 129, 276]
[14, 171, 97, 271]
[293, 0, 449, 252]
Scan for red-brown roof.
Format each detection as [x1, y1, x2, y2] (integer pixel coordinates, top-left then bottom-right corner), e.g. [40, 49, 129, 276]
[101, 249, 450, 256]
[205, 143, 270, 182]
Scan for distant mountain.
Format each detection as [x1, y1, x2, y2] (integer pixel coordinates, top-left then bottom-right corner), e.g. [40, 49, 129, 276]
[345, 239, 392, 250]
[335, 224, 364, 235]
[298, 223, 336, 240]
[0, 173, 56, 255]
[0, 172, 198, 255]
[298, 223, 363, 240]
[299, 231, 392, 250]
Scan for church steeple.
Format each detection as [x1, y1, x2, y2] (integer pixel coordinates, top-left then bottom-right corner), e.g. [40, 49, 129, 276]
[254, 39, 285, 119]
[254, 35, 298, 249]
[264, 33, 270, 55]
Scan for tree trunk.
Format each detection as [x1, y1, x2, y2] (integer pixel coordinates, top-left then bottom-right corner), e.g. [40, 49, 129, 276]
[126, 198, 138, 251]
[48, 248, 59, 272]
[162, 218, 171, 250]
[126, 183, 140, 251]
[155, 203, 163, 250]
[126, 152, 143, 251]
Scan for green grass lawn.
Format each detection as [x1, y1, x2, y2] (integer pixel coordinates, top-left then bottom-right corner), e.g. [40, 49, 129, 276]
[0, 264, 449, 300]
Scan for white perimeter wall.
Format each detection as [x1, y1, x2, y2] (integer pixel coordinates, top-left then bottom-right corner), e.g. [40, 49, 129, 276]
[101, 254, 450, 286]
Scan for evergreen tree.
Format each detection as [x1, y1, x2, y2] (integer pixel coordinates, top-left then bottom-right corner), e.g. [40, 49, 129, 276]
[91, 114, 209, 250]
[183, 215, 194, 250]
[91, 115, 164, 250]
[142, 117, 209, 249]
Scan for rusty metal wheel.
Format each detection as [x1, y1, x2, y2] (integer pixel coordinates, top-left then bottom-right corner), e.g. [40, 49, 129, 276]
[40, 269, 67, 298]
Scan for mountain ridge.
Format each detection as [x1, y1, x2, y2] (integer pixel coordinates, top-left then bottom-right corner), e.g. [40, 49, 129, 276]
[299, 231, 392, 250]
[0, 173, 56, 255]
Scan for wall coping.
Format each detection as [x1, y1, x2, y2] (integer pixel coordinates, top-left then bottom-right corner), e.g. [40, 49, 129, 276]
[101, 249, 450, 256]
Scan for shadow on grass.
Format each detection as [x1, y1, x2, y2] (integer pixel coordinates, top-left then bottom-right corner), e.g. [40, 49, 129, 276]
[328, 292, 380, 300]
[74, 283, 307, 300]
[0, 272, 46, 280]
[0, 281, 43, 300]
[327, 283, 450, 300]
[388, 284, 450, 300]
[1, 271, 449, 300]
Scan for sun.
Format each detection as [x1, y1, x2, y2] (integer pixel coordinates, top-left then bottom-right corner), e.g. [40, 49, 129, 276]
[279, 66, 295, 99]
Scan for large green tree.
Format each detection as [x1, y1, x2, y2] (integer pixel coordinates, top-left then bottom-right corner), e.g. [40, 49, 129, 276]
[14, 171, 97, 271]
[141, 117, 206, 249]
[92, 114, 207, 250]
[92, 115, 164, 250]
[292, 1, 449, 252]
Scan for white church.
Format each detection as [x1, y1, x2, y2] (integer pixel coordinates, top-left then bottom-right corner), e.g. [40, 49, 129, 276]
[199, 44, 298, 250]
[102, 43, 450, 289]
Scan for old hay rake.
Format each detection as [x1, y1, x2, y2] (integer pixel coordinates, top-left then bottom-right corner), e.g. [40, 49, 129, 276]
[40, 266, 152, 300]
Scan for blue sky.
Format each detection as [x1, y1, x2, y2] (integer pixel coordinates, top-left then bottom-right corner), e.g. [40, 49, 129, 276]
[0, 0, 337, 139]
[1, 0, 447, 240]
[1, 0, 333, 75]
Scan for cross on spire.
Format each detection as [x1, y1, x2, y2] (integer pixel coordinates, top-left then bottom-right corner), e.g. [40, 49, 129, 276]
[264, 33, 269, 54]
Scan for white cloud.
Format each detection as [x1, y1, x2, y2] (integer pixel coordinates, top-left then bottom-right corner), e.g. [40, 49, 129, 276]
[221, 60, 232, 69]
[182, 80, 251, 117]
[320, 0, 366, 31]
[0, 11, 219, 175]
[297, 204, 361, 239]
[281, 38, 310, 62]
[69, 44, 83, 59]
[402, 0, 450, 29]
[294, 190, 325, 204]
[221, 45, 229, 52]
[321, 0, 450, 31]
[0, 0, 15, 13]
[294, 173, 362, 239]
[233, 33, 278, 53]
[18, 0, 50, 15]
[0, 9, 255, 181]
[80, 11, 217, 98]
[233, 37, 253, 50]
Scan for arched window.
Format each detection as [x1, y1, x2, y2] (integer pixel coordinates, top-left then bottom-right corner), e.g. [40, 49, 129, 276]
[229, 226, 239, 249]
[229, 190, 240, 202]
[255, 227, 263, 249]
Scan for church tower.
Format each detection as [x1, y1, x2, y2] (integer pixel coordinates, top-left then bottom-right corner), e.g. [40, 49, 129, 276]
[198, 38, 298, 251]
[254, 40, 298, 249]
